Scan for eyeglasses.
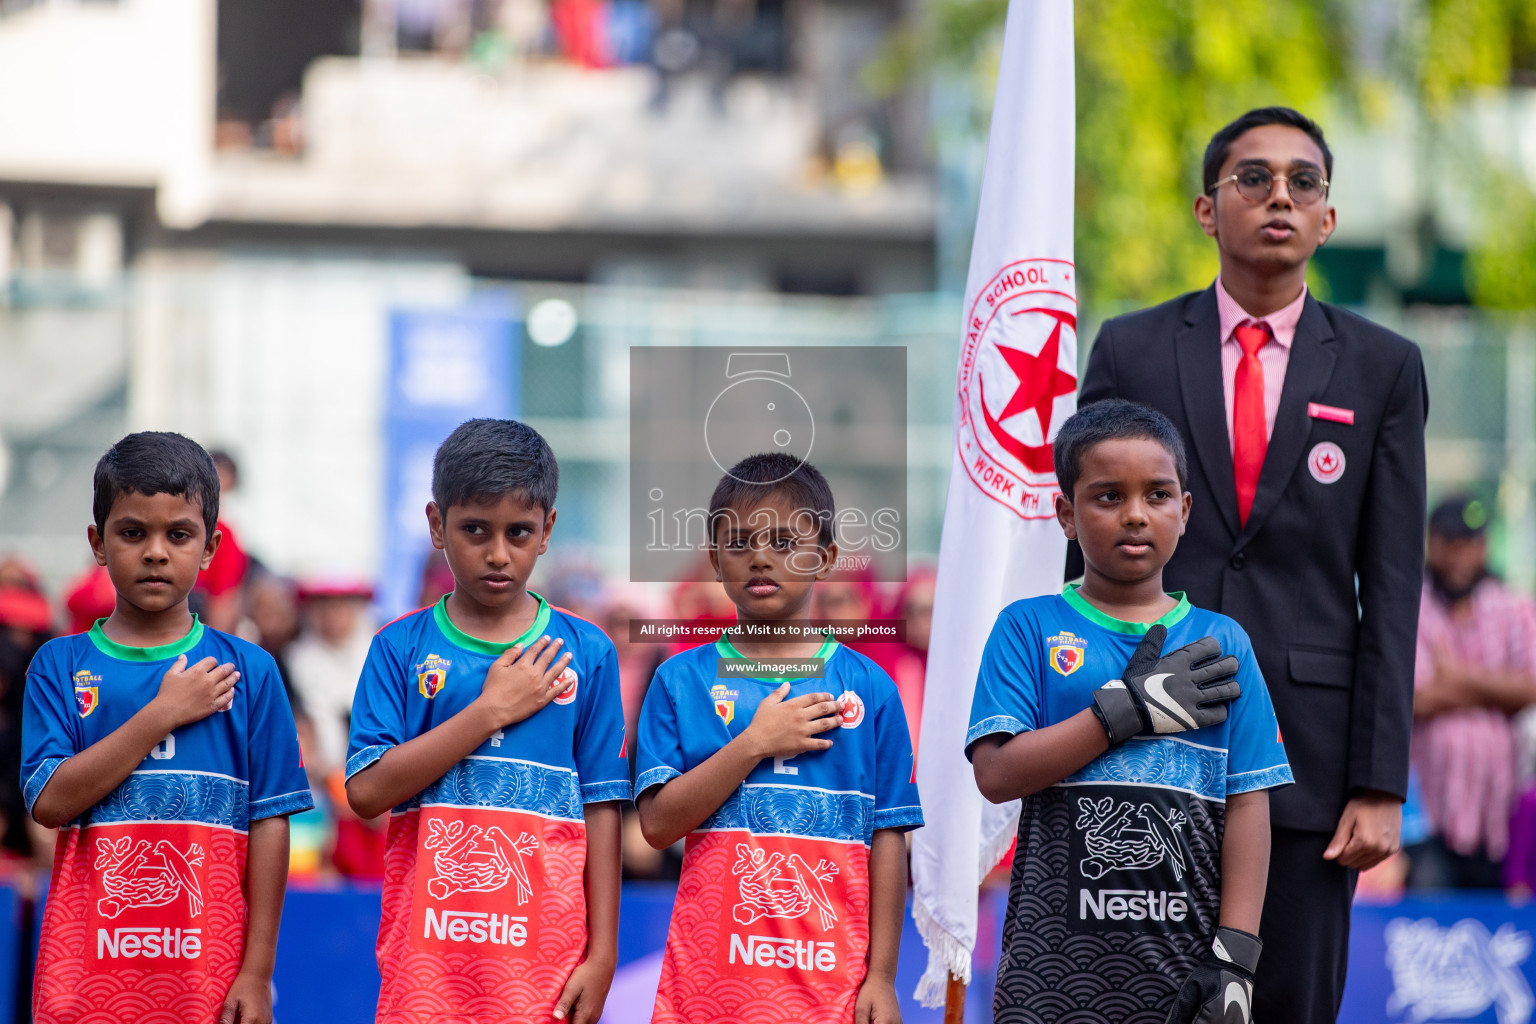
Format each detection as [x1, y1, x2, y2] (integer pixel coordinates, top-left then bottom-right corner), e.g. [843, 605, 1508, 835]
[1208, 165, 1329, 206]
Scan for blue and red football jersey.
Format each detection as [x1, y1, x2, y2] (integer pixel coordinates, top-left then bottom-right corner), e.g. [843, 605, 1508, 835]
[635, 635, 923, 1024]
[966, 587, 1292, 1022]
[20, 618, 312, 1024]
[346, 594, 628, 1024]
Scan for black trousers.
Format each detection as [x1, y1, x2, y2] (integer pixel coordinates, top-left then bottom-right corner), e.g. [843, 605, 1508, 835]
[1252, 826, 1358, 1024]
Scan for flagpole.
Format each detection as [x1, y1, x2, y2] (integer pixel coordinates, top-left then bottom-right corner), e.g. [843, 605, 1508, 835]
[944, 972, 966, 1023]
[909, 0, 1075, 1011]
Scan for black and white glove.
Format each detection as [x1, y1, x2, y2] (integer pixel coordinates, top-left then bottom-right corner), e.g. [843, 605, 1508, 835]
[1090, 625, 1242, 746]
[1165, 926, 1262, 1024]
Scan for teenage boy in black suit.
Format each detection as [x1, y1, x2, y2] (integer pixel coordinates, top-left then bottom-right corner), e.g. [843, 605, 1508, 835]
[1073, 107, 1428, 1024]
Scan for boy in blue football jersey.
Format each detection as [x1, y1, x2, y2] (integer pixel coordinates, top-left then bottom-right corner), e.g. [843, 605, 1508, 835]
[968, 400, 1292, 1024]
[345, 419, 627, 1024]
[22, 432, 312, 1024]
[635, 453, 923, 1024]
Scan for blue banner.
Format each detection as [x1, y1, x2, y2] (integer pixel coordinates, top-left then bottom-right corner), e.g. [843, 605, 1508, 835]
[20, 883, 1536, 1022]
[379, 297, 520, 620]
[1344, 895, 1536, 1024]
[268, 883, 988, 1024]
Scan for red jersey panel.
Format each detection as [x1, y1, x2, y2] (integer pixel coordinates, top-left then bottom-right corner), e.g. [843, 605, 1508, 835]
[36, 823, 247, 1024]
[21, 621, 313, 1024]
[655, 831, 871, 1024]
[348, 597, 629, 1024]
[374, 805, 590, 1024]
[635, 639, 923, 1024]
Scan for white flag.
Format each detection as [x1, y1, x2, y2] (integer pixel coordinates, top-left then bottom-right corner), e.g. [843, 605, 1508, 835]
[911, 0, 1076, 1005]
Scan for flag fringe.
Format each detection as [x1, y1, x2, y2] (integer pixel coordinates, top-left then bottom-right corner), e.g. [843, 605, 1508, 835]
[913, 896, 972, 1008]
[978, 810, 1018, 879]
[912, 813, 1019, 1008]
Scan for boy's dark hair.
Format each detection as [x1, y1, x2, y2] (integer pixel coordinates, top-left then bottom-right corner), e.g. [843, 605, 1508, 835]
[709, 453, 836, 549]
[1054, 400, 1188, 499]
[93, 432, 221, 539]
[1203, 106, 1333, 194]
[432, 418, 558, 515]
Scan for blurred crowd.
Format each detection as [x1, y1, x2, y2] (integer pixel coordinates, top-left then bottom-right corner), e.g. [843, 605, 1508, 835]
[6, 454, 1536, 900]
[0, 452, 936, 890]
[1361, 494, 1536, 900]
[218, 0, 792, 157]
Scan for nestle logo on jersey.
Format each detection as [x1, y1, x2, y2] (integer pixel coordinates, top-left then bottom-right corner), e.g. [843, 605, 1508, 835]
[728, 934, 836, 972]
[96, 926, 202, 959]
[1079, 888, 1188, 923]
[423, 908, 528, 946]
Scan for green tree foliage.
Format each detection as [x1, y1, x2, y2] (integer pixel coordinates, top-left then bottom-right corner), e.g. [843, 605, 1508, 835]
[873, 0, 1536, 309]
[1072, 0, 1349, 306]
[1414, 0, 1536, 309]
[1416, 0, 1536, 110]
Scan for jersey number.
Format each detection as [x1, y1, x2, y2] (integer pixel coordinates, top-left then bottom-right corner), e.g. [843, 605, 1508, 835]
[150, 734, 176, 761]
[773, 755, 798, 776]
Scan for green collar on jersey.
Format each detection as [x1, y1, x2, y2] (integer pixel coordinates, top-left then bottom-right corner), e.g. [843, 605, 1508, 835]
[433, 592, 551, 656]
[88, 616, 205, 662]
[714, 631, 839, 682]
[1062, 584, 1191, 635]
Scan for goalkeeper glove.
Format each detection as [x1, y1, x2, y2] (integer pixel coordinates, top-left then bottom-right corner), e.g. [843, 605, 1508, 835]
[1165, 926, 1262, 1024]
[1091, 625, 1242, 746]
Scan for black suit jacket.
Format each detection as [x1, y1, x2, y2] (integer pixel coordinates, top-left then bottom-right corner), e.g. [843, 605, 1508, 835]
[1074, 286, 1428, 832]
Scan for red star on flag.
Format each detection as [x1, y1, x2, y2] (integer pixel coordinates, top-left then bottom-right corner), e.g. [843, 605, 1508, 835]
[978, 308, 1077, 473]
[993, 317, 1077, 441]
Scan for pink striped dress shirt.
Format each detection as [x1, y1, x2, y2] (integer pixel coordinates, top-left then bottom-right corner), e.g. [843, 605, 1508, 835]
[1214, 278, 1307, 454]
[1413, 579, 1536, 859]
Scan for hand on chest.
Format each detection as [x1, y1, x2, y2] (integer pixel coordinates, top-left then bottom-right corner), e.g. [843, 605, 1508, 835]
[713, 678, 871, 790]
[413, 647, 581, 757]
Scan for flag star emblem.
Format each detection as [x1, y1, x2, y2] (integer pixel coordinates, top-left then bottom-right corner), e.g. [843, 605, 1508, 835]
[978, 308, 1078, 474]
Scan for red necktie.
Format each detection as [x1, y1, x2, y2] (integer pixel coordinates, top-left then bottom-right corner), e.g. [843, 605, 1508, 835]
[1232, 321, 1272, 524]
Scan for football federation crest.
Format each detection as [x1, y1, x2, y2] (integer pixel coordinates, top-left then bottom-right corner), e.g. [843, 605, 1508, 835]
[416, 653, 451, 699]
[711, 684, 737, 726]
[552, 666, 578, 705]
[958, 259, 1078, 520]
[838, 691, 866, 729]
[1048, 631, 1087, 675]
[74, 669, 101, 717]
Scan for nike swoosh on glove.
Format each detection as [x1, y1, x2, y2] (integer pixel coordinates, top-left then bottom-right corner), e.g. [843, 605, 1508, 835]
[1165, 926, 1262, 1024]
[1091, 626, 1242, 746]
